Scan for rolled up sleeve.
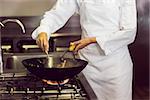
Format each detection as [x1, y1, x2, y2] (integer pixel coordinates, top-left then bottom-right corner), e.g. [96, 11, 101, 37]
[96, 0, 137, 55]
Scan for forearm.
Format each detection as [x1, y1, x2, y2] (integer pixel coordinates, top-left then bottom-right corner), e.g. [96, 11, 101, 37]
[89, 37, 97, 44]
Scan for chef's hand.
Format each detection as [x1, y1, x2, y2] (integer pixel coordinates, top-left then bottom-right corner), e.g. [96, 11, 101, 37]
[71, 37, 96, 53]
[36, 32, 49, 54]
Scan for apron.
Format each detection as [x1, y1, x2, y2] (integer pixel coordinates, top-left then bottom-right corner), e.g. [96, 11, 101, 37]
[77, 1, 136, 99]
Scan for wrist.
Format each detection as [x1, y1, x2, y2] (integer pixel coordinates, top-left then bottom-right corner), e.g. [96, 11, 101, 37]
[89, 37, 96, 43]
[39, 32, 47, 36]
[38, 32, 48, 39]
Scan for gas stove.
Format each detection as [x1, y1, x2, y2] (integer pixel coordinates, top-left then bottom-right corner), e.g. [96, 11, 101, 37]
[0, 72, 97, 100]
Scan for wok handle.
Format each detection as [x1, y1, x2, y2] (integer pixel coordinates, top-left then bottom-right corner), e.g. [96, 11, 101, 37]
[71, 52, 77, 60]
[60, 50, 77, 61]
[60, 50, 68, 59]
[61, 43, 77, 60]
[68, 42, 77, 60]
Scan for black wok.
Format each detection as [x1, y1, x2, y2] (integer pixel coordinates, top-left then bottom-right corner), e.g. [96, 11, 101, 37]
[22, 56, 88, 81]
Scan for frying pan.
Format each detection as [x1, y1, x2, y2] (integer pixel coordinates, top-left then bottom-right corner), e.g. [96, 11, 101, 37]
[22, 55, 88, 81]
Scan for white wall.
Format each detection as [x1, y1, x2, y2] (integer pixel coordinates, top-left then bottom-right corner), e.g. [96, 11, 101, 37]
[0, 0, 56, 16]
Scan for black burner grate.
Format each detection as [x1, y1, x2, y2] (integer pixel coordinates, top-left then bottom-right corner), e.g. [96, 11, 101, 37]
[0, 73, 88, 100]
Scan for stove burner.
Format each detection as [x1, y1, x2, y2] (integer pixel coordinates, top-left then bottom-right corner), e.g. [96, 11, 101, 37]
[0, 73, 93, 100]
[42, 79, 69, 85]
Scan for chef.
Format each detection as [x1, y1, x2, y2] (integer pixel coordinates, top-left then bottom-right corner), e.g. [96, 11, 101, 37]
[32, 0, 137, 100]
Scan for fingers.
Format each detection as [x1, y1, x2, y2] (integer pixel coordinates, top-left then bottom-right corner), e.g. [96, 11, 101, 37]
[71, 41, 80, 45]
[36, 32, 49, 53]
[71, 38, 93, 52]
[69, 42, 76, 51]
[43, 38, 49, 53]
[74, 43, 83, 52]
[71, 40, 81, 53]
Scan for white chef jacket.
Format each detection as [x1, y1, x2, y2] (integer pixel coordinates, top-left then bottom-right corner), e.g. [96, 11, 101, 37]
[32, 0, 137, 100]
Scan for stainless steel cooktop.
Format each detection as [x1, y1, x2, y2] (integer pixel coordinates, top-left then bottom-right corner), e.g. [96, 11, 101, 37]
[0, 72, 97, 100]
